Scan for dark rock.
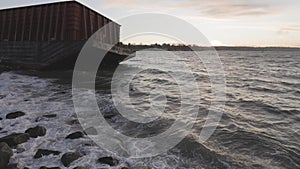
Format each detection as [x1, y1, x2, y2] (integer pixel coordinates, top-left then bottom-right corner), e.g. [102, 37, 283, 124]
[6, 111, 25, 119]
[0, 117, 2, 120]
[61, 152, 84, 167]
[73, 167, 88, 169]
[0, 133, 30, 147]
[24, 167, 29, 169]
[0, 128, 2, 131]
[83, 127, 97, 135]
[43, 114, 57, 118]
[25, 126, 46, 138]
[7, 163, 19, 169]
[34, 149, 61, 159]
[0, 142, 13, 169]
[66, 131, 84, 139]
[39, 167, 61, 169]
[97, 157, 119, 166]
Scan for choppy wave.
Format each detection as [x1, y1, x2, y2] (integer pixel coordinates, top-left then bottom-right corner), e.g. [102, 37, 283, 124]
[0, 50, 299, 168]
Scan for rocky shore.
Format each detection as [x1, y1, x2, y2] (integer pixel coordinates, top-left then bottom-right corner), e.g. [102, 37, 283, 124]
[0, 110, 150, 169]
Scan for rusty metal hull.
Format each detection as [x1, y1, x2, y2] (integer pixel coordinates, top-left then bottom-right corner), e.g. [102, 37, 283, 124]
[0, 1, 124, 70]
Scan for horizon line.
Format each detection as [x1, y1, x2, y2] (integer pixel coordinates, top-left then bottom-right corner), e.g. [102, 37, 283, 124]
[120, 42, 300, 49]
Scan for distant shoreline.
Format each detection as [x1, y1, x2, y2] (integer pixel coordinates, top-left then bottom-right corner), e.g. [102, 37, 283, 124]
[118, 43, 300, 52]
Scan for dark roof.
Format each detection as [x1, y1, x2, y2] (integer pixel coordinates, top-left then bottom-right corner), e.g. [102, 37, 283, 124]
[0, 0, 120, 25]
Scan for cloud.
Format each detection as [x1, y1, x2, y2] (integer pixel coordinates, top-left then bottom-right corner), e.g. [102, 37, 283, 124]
[168, 0, 279, 18]
[102, 0, 139, 9]
[101, 0, 281, 19]
[277, 25, 300, 34]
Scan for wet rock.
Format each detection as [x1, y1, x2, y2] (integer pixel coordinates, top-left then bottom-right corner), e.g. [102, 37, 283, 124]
[83, 127, 97, 135]
[34, 149, 61, 159]
[0, 133, 30, 147]
[43, 114, 57, 118]
[0, 142, 13, 169]
[7, 163, 19, 169]
[6, 111, 25, 119]
[66, 131, 84, 139]
[97, 157, 119, 166]
[73, 167, 88, 169]
[25, 126, 46, 138]
[39, 167, 61, 169]
[61, 152, 84, 167]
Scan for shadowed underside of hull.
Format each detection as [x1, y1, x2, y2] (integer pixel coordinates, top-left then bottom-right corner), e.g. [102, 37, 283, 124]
[0, 41, 128, 70]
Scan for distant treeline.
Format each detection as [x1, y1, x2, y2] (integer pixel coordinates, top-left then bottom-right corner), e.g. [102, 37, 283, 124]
[116, 42, 300, 52]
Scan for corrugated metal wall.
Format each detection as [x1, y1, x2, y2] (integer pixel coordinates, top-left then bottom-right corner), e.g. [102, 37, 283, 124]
[0, 1, 120, 43]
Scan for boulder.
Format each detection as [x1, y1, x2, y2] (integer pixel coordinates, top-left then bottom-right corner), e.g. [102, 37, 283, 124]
[6, 111, 25, 119]
[97, 157, 119, 166]
[0, 133, 30, 147]
[66, 132, 84, 139]
[61, 152, 84, 167]
[0, 142, 13, 169]
[34, 149, 61, 159]
[25, 126, 46, 138]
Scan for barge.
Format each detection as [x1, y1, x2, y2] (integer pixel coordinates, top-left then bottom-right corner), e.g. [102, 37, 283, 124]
[0, 1, 128, 70]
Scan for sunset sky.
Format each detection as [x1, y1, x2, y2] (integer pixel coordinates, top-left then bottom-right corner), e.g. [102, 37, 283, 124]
[1, 0, 300, 47]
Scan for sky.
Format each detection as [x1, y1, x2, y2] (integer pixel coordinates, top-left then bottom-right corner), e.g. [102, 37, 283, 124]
[1, 0, 300, 47]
